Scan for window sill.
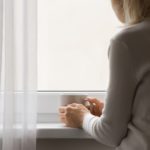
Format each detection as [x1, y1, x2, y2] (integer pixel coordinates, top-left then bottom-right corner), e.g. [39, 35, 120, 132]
[37, 123, 92, 139]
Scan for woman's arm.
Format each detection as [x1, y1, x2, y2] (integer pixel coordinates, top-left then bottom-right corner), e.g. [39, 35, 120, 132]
[82, 39, 138, 147]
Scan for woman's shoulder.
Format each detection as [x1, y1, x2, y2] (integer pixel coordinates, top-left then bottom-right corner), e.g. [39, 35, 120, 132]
[109, 28, 131, 52]
[108, 26, 138, 58]
[112, 21, 149, 44]
[111, 27, 137, 43]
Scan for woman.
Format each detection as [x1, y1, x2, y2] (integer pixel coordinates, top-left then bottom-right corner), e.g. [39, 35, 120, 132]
[59, 0, 150, 149]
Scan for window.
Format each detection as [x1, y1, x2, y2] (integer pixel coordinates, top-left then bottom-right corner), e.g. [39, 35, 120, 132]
[38, 0, 121, 91]
[37, 0, 121, 123]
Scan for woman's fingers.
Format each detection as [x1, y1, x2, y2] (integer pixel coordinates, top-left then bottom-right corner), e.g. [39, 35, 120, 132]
[58, 103, 90, 128]
[85, 97, 103, 107]
[69, 103, 78, 107]
[59, 106, 67, 113]
[60, 116, 66, 123]
[85, 98, 101, 105]
[84, 97, 104, 116]
[59, 107, 67, 123]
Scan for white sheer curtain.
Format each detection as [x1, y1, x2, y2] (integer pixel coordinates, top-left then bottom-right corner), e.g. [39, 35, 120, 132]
[0, 0, 37, 150]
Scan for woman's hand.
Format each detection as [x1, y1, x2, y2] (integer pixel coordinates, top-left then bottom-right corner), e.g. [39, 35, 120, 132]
[84, 97, 104, 117]
[58, 97, 104, 128]
[59, 103, 90, 128]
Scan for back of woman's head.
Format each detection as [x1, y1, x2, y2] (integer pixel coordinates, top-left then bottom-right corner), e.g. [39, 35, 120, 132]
[123, 0, 150, 25]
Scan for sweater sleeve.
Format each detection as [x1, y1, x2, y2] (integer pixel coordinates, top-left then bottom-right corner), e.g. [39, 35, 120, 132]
[82, 39, 138, 147]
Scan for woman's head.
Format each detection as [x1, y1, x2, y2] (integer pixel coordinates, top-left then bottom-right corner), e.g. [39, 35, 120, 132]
[111, 0, 150, 25]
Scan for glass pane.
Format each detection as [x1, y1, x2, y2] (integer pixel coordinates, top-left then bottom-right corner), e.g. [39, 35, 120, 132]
[38, 0, 121, 91]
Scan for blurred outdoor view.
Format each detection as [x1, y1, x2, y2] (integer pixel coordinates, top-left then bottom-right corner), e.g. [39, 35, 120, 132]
[38, 0, 121, 91]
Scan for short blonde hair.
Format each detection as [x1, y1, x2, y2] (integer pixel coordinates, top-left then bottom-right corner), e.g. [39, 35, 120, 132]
[123, 0, 150, 25]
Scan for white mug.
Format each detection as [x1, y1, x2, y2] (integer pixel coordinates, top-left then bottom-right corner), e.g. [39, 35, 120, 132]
[60, 94, 88, 106]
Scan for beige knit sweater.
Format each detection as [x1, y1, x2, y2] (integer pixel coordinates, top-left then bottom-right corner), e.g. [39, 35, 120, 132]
[82, 18, 150, 150]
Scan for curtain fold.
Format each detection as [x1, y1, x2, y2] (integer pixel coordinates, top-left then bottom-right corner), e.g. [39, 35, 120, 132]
[0, 0, 37, 150]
